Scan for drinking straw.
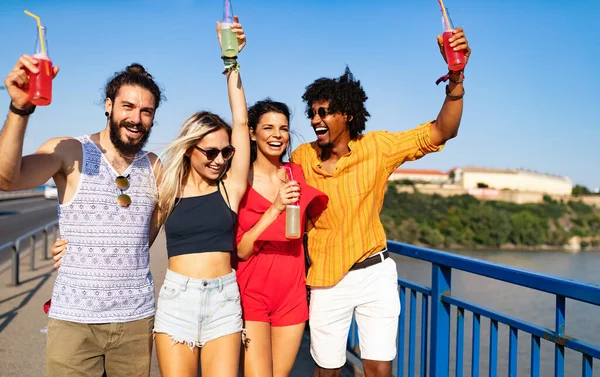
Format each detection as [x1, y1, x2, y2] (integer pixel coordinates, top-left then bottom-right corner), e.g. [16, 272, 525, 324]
[437, 0, 452, 31]
[281, 165, 298, 204]
[282, 165, 294, 181]
[223, 0, 233, 22]
[24, 10, 46, 55]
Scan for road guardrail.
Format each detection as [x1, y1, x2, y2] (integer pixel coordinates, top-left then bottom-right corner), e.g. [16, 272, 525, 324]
[1, 219, 59, 285]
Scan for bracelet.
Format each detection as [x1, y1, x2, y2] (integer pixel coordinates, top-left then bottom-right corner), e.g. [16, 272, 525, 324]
[9, 102, 36, 116]
[221, 56, 240, 75]
[436, 70, 465, 85]
[445, 84, 465, 100]
[448, 71, 465, 84]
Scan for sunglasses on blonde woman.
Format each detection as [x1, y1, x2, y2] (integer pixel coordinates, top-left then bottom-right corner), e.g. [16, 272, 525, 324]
[194, 145, 236, 161]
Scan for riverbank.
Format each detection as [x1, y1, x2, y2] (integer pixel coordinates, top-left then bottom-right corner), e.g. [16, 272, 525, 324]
[443, 243, 600, 253]
[409, 237, 600, 253]
[382, 187, 600, 252]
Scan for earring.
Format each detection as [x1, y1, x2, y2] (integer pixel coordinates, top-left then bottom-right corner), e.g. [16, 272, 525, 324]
[105, 111, 109, 117]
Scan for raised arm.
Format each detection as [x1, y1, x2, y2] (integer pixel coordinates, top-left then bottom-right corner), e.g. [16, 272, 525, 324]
[430, 27, 471, 146]
[218, 16, 250, 204]
[224, 70, 249, 196]
[0, 55, 62, 191]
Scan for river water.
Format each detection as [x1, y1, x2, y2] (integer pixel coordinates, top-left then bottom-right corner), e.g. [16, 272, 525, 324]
[391, 249, 600, 377]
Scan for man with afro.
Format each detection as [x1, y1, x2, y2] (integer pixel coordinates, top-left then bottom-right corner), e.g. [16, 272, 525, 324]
[291, 28, 471, 377]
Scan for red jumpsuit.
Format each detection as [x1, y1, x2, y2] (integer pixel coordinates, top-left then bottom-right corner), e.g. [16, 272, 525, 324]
[233, 163, 328, 326]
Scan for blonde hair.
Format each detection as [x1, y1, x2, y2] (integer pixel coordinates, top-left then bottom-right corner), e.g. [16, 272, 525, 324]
[154, 111, 232, 224]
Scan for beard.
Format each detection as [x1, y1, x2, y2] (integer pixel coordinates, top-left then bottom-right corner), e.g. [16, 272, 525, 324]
[109, 115, 151, 156]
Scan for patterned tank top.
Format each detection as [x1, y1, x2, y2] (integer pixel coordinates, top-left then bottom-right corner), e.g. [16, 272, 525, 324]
[48, 135, 157, 323]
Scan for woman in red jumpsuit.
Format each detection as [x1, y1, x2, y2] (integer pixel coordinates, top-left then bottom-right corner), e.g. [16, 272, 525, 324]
[233, 99, 327, 377]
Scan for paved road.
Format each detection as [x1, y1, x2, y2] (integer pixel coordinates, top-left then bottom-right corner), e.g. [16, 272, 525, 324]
[0, 197, 58, 265]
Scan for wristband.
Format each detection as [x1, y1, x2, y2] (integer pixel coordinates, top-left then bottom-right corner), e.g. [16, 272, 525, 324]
[436, 70, 465, 85]
[445, 84, 465, 100]
[221, 56, 240, 75]
[9, 102, 36, 116]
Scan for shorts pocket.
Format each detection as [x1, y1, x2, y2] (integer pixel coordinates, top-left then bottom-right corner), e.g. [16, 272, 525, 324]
[220, 282, 240, 302]
[158, 280, 182, 301]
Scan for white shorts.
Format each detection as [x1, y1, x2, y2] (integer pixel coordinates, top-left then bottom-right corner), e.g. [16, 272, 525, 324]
[309, 254, 401, 369]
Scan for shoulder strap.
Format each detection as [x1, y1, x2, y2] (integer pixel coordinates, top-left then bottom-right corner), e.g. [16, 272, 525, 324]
[77, 136, 94, 175]
[218, 181, 235, 224]
[219, 180, 232, 209]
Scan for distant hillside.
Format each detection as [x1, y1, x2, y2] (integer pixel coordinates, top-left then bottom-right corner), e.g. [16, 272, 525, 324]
[381, 181, 600, 251]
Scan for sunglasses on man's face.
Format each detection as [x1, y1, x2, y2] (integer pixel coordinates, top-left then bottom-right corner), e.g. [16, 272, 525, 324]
[115, 175, 131, 208]
[307, 107, 330, 120]
[194, 145, 236, 161]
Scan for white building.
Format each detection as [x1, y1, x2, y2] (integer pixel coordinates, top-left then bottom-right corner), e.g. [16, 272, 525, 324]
[389, 169, 449, 184]
[453, 167, 573, 196]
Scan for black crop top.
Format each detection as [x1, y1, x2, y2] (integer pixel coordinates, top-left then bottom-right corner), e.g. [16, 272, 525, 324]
[165, 183, 237, 258]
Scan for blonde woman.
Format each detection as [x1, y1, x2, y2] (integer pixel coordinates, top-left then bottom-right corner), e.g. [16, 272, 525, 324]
[151, 18, 249, 377]
[51, 17, 249, 377]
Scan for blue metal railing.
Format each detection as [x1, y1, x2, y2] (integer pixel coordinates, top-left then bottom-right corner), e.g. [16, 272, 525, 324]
[346, 241, 600, 377]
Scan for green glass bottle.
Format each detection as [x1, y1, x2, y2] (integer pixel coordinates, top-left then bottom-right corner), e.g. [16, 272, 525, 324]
[220, 0, 238, 57]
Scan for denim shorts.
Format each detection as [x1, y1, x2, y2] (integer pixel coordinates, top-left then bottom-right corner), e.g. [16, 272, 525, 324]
[153, 269, 243, 348]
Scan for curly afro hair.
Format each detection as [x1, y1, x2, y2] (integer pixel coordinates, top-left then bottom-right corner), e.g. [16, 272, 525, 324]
[301, 66, 370, 140]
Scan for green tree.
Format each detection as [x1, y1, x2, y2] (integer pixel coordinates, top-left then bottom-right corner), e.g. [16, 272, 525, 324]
[572, 185, 591, 196]
[419, 225, 445, 247]
[397, 179, 415, 186]
[397, 218, 421, 244]
[460, 227, 476, 246]
[448, 171, 456, 183]
[509, 211, 546, 246]
[437, 213, 464, 246]
[464, 204, 511, 246]
[380, 182, 599, 249]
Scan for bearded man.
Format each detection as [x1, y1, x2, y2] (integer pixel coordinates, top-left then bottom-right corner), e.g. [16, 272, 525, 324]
[0, 56, 164, 377]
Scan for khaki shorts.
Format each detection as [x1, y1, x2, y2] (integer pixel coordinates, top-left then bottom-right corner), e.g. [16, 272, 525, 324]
[46, 316, 154, 377]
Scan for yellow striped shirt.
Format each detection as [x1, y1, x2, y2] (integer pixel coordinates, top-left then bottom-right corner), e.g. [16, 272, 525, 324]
[291, 121, 443, 287]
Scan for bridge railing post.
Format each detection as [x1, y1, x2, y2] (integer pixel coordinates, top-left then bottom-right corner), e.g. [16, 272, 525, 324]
[6, 220, 59, 286]
[43, 227, 50, 260]
[42, 224, 57, 260]
[12, 238, 22, 286]
[30, 234, 36, 271]
[430, 263, 452, 377]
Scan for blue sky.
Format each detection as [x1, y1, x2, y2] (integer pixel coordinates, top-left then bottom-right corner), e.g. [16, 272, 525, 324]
[1, 0, 598, 189]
